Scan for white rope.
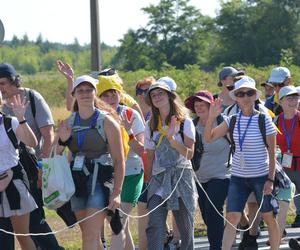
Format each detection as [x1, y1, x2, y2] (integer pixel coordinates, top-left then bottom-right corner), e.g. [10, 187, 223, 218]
[193, 172, 265, 232]
[0, 207, 107, 236]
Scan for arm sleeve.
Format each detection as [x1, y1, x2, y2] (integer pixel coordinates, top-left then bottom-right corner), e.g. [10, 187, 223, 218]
[11, 117, 19, 133]
[32, 91, 54, 128]
[131, 110, 145, 136]
[265, 115, 276, 136]
[183, 118, 196, 141]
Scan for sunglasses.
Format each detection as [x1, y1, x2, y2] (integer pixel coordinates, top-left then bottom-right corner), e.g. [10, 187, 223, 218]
[136, 88, 149, 96]
[98, 68, 116, 76]
[226, 85, 234, 91]
[234, 89, 256, 98]
[271, 82, 285, 88]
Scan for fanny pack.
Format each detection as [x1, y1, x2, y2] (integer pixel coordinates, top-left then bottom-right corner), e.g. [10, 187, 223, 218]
[0, 169, 13, 192]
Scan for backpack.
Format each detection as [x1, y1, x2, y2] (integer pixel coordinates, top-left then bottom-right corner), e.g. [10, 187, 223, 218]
[69, 107, 132, 159]
[2, 113, 39, 189]
[191, 114, 230, 171]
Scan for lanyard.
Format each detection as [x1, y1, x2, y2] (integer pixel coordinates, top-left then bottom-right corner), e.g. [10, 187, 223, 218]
[76, 110, 99, 151]
[238, 112, 253, 152]
[145, 111, 151, 122]
[0, 115, 2, 125]
[281, 113, 296, 152]
[116, 105, 121, 115]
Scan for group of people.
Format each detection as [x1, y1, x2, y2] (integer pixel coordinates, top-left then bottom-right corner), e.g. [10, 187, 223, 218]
[0, 61, 299, 250]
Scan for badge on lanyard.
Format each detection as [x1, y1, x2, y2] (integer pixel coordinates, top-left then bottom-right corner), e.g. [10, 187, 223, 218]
[282, 151, 293, 169]
[281, 114, 296, 169]
[240, 153, 246, 169]
[73, 155, 85, 171]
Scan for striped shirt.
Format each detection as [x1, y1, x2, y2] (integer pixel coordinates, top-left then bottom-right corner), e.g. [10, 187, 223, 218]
[224, 113, 276, 177]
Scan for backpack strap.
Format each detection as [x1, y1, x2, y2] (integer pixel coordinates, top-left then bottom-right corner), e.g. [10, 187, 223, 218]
[191, 117, 203, 171]
[179, 119, 185, 142]
[69, 109, 108, 143]
[3, 116, 18, 149]
[258, 113, 268, 148]
[28, 89, 36, 118]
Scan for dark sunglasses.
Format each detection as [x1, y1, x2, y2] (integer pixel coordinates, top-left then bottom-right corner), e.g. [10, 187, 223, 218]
[98, 68, 116, 76]
[271, 82, 285, 88]
[136, 88, 149, 96]
[234, 89, 256, 98]
[226, 85, 235, 91]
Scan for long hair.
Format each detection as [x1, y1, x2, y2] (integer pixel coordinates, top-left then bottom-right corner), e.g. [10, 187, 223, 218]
[149, 91, 188, 132]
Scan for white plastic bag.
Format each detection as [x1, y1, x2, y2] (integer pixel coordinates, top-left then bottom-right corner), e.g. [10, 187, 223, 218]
[42, 148, 75, 210]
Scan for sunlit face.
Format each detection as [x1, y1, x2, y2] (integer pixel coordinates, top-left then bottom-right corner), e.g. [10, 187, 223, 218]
[149, 88, 169, 109]
[234, 87, 257, 108]
[0, 77, 15, 99]
[194, 100, 210, 118]
[74, 82, 96, 105]
[280, 94, 299, 112]
[100, 89, 121, 110]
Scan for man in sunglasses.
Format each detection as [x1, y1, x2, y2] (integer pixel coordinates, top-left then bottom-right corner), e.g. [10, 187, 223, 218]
[264, 67, 292, 116]
[215, 66, 245, 112]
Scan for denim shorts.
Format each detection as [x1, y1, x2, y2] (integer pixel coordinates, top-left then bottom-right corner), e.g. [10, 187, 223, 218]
[226, 175, 273, 213]
[138, 183, 148, 203]
[71, 175, 107, 212]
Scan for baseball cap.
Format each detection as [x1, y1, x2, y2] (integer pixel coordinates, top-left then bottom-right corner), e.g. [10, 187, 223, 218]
[267, 67, 290, 84]
[279, 86, 299, 100]
[156, 76, 177, 91]
[184, 91, 214, 112]
[72, 75, 98, 95]
[97, 74, 123, 96]
[218, 67, 239, 86]
[229, 76, 261, 101]
[0, 63, 17, 78]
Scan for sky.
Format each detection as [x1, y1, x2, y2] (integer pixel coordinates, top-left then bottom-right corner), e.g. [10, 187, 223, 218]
[0, 0, 220, 46]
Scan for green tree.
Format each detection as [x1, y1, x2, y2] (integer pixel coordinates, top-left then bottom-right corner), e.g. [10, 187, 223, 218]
[114, 0, 215, 70]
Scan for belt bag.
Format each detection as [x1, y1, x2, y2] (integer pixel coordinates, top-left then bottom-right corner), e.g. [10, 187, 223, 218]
[0, 169, 13, 192]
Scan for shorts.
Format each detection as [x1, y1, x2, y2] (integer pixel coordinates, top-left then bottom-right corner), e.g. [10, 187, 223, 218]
[121, 171, 143, 205]
[71, 175, 107, 212]
[227, 175, 273, 213]
[276, 182, 296, 202]
[138, 183, 148, 203]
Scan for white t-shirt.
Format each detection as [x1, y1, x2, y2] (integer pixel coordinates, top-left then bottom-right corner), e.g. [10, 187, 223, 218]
[145, 117, 195, 175]
[224, 113, 276, 177]
[0, 115, 19, 172]
[120, 106, 145, 176]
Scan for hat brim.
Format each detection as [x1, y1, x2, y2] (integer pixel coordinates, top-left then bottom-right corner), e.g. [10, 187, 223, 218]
[280, 90, 299, 100]
[145, 85, 174, 105]
[229, 87, 261, 101]
[184, 95, 211, 112]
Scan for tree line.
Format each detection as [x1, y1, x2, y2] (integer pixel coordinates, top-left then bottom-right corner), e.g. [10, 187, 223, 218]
[1, 0, 300, 74]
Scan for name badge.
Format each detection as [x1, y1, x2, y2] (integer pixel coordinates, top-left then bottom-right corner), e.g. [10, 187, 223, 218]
[73, 155, 85, 171]
[282, 152, 293, 169]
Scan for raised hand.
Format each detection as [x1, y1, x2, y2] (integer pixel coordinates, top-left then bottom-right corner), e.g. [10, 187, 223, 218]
[57, 120, 72, 142]
[10, 94, 29, 120]
[56, 60, 74, 82]
[209, 98, 223, 119]
[121, 112, 135, 133]
[166, 115, 177, 139]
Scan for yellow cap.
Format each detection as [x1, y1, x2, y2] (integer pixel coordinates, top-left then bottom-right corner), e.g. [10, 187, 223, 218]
[97, 75, 123, 96]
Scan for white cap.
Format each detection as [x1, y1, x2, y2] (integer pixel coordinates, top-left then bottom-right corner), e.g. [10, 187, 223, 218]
[267, 67, 291, 83]
[229, 76, 261, 101]
[72, 75, 98, 94]
[279, 86, 299, 100]
[156, 76, 177, 91]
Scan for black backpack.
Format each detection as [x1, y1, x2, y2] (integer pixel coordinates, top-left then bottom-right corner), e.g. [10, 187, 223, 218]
[191, 114, 230, 171]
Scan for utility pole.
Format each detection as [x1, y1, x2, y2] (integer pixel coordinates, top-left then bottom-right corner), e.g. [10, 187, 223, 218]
[90, 0, 101, 73]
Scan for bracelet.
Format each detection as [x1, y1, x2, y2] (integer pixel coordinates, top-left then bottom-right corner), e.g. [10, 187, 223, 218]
[267, 177, 274, 183]
[58, 136, 72, 146]
[19, 119, 27, 124]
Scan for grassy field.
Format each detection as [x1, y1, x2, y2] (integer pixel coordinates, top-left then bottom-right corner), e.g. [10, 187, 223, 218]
[13, 106, 299, 249]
